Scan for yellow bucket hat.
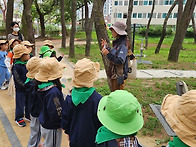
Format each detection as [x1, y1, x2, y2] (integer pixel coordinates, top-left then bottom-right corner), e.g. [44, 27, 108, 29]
[26, 57, 42, 79]
[161, 90, 196, 146]
[13, 44, 30, 59]
[35, 57, 66, 82]
[9, 39, 20, 47]
[72, 58, 100, 88]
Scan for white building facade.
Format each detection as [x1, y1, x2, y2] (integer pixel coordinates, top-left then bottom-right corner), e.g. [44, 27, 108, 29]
[111, 0, 196, 25]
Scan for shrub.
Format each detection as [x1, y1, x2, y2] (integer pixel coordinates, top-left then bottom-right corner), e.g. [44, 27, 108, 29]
[186, 27, 194, 38]
[138, 25, 173, 37]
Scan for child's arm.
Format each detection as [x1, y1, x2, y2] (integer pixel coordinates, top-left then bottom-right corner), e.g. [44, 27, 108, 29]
[5, 56, 11, 70]
[12, 67, 25, 87]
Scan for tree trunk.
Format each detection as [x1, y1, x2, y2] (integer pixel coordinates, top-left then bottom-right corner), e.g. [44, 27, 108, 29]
[21, 9, 28, 39]
[34, 0, 45, 38]
[126, 0, 133, 45]
[69, 0, 77, 58]
[6, 0, 14, 37]
[1, 0, 7, 23]
[93, 0, 112, 90]
[192, 15, 196, 43]
[168, 0, 196, 62]
[82, 6, 84, 31]
[60, 0, 66, 48]
[145, 0, 155, 50]
[155, 0, 177, 54]
[84, 0, 94, 56]
[23, 0, 35, 54]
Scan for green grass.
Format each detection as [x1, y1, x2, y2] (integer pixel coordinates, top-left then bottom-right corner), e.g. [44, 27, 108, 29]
[93, 77, 196, 138]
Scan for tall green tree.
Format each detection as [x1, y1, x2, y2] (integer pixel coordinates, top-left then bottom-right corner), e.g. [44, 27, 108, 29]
[6, 0, 14, 37]
[60, 0, 67, 48]
[126, 0, 133, 46]
[168, 0, 196, 62]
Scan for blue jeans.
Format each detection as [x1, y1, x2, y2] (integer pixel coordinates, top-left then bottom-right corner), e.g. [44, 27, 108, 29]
[0, 66, 10, 87]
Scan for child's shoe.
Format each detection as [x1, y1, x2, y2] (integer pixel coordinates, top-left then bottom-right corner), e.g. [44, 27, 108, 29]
[15, 118, 26, 127]
[24, 117, 31, 122]
[0, 86, 8, 90]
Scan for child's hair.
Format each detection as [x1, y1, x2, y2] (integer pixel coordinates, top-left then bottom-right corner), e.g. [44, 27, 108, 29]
[112, 35, 127, 49]
[11, 22, 23, 41]
[0, 41, 8, 50]
[35, 78, 62, 92]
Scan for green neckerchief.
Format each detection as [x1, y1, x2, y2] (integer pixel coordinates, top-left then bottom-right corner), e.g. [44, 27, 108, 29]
[71, 87, 95, 106]
[95, 126, 130, 144]
[169, 136, 189, 147]
[14, 59, 28, 65]
[25, 77, 33, 84]
[38, 82, 54, 89]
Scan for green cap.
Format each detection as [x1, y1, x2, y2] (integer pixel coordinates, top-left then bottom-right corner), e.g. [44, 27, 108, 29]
[39, 46, 51, 55]
[97, 90, 144, 135]
[43, 50, 56, 58]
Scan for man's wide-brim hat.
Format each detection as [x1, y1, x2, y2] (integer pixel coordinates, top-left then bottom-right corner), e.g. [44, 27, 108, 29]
[161, 90, 196, 146]
[35, 57, 66, 82]
[109, 21, 127, 35]
[13, 44, 30, 59]
[72, 58, 100, 88]
[97, 90, 143, 135]
[26, 57, 42, 79]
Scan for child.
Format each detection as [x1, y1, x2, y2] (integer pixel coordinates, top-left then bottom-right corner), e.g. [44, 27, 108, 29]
[95, 90, 144, 147]
[61, 58, 102, 147]
[35, 57, 66, 147]
[5, 39, 20, 70]
[26, 57, 42, 147]
[12, 44, 31, 127]
[44, 40, 64, 61]
[7, 39, 20, 98]
[21, 41, 34, 58]
[0, 40, 10, 90]
[161, 90, 196, 146]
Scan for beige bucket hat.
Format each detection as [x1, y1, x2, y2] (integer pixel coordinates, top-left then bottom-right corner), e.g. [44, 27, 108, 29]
[21, 41, 34, 46]
[72, 58, 100, 88]
[9, 39, 20, 47]
[161, 90, 196, 146]
[35, 57, 66, 82]
[44, 40, 54, 48]
[109, 21, 127, 35]
[0, 40, 8, 44]
[13, 44, 31, 59]
[26, 57, 42, 79]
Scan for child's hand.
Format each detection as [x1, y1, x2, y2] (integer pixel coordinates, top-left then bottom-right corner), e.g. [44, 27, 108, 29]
[101, 48, 109, 55]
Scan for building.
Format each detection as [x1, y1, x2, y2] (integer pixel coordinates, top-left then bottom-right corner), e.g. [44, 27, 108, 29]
[111, 0, 196, 25]
[103, 0, 112, 26]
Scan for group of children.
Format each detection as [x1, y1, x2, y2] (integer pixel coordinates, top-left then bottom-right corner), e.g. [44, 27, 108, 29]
[0, 36, 194, 147]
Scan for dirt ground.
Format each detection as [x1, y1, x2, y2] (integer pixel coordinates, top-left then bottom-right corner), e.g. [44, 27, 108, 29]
[0, 39, 167, 147]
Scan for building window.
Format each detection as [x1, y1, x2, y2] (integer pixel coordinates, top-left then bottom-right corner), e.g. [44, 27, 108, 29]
[162, 13, 167, 18]
[114, 1, 118, 5]
[133, 13, 137, 18]
[169, 13, 172, 18]
[123, 13, 127, 18]
[124, 1, 128, 5]
[173, 13, 178, 18]
[159, 0, 164, 5]
[139, 1, 143, 5]
[169, 0, 174, 5]
[138, 13, 142, 18]
[164, 0, 169, 5]
[147, 13, 151, 18]
[152, 13, 156, 18]
[144, 1, 148, 5]
[133, 1, 138, 5]
[118, 13, 122, 18]
[157, 13, 162, 18]
[143, 13, 147, 18]
[119, 1, 123, 5]
[149, 1, 153, 5]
